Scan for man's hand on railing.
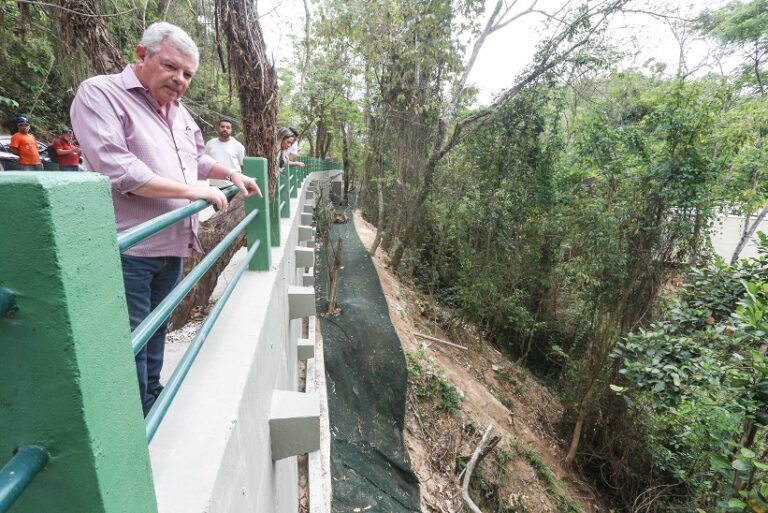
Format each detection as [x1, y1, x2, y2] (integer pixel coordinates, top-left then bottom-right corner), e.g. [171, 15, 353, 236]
[194, 186, 229, 212]
[229, 172, 262, 198]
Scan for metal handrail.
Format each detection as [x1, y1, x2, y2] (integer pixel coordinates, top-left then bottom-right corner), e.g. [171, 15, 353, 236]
[131, 208, 259, 355]
[117, 186, 239, 252]
[0, 288, 17, 319]
[0, 446, 48, 513]
[145, 239, 262, 442]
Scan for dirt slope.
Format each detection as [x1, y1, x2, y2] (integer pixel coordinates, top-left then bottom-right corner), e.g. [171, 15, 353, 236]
[353, 212, 607, 513]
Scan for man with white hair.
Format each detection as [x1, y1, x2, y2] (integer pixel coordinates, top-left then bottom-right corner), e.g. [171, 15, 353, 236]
[71, 22, 261, 416]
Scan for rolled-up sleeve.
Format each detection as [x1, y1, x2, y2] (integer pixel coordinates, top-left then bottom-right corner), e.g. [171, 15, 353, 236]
[71, 81, 156, 194]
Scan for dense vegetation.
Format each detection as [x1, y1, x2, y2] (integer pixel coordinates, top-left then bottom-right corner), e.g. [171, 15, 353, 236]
[293, 0, 768, 510]
[0, 0, 262, 141]
[3, 0, 768, 510]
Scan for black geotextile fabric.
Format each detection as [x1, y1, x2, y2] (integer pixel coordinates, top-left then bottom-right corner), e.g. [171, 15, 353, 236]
[315, 194, 420, 513]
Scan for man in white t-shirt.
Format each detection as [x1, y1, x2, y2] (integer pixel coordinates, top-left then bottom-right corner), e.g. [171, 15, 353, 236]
[205, 118, 245, 187]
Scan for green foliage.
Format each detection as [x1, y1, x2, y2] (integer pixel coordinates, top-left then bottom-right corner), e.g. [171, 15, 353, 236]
[405, 346, 462, 414]
[0, 0, 241, 140]
[697, 0, 768, 95]
[418, 69, 750, 510]
[517, 444, 580, 512]
[613, 243, 768, 511]
[0, 1, 67, 136]
[522, 446, 555, 486]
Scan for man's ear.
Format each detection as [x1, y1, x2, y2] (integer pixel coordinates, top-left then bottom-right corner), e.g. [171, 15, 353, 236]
[135, 44, 147, 63]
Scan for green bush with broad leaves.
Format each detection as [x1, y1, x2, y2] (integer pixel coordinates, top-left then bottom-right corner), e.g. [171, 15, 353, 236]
[612, 235, 768, 511]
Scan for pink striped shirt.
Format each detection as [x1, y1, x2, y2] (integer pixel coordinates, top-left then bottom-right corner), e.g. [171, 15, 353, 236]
[70, 66, 216, 257]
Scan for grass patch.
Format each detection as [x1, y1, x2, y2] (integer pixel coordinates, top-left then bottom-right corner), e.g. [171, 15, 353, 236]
[406, 345, 462, 415]
[517, 444, 581, 513]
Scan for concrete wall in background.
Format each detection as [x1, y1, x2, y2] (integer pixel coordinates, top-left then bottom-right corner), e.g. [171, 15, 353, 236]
[711, 214, 768, 261]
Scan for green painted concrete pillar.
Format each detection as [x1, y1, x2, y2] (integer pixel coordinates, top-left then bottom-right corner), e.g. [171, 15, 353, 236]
[279, 169, 290, 219]
[269, 199, 281, 247]
[289, 166, 298, 199]
[244, 157, 271, 270]
[296, 157, 306, 182]
[0, 173, 157, 513]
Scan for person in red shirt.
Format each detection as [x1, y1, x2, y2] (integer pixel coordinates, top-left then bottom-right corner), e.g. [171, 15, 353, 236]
[9, 116, 43, 171]
[52, 128, 81, 171]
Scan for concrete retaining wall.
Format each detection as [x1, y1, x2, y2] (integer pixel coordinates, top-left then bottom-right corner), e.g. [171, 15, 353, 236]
[711, 213, 768, 261]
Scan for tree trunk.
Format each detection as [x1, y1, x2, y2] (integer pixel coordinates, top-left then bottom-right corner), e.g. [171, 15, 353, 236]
[565, 401, 587, 466]
[315, 122, 327, 158]
[326, 237, 344, 314]
[731, 208, 768, 264]
[167, 0, 280, 328]
[298, 0, 311, 93]
[57, 0, 125, 75]
[370, 180, 385, 256]
[341, 123, 350, 206]
[215, 0, 278, 198]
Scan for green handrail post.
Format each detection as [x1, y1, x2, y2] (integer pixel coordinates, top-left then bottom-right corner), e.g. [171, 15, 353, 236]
[244, 157, 271, 270]
[296, 157, 304, 182]
[269, 199, 281, 247]
[0, 172, 157, 513]
[289, 165, 298, 198]
[279, 168, 290, 218]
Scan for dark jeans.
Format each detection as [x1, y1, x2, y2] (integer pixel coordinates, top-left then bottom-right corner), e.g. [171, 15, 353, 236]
[59, 165, 80, 171]
[19, 164, 43, 171]
[121, 255, 183, 416]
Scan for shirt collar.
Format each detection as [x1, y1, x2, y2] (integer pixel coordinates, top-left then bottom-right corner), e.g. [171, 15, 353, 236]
[121, 65, 146, 92]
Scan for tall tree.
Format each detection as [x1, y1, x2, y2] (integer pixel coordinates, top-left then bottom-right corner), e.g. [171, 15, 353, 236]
[171, 0, 279, 328]
[214, 0, 278, 196]
[698, 0, 768, 262]
[56, 0, 125, 76]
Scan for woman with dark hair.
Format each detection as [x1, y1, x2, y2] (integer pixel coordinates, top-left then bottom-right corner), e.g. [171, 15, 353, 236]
[276, 127, 294, 174]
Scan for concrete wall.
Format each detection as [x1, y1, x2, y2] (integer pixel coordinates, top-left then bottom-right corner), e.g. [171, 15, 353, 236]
[711, 213, 768, 261]
[148, 174, 321, 513]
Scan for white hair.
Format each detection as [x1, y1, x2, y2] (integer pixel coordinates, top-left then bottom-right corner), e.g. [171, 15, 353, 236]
[141, 22, 199, 62]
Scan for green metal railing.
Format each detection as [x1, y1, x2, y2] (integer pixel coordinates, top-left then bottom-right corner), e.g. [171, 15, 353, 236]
[130, 208, 259, 356]
[0, 287, 17, 319]
[0, 446, 48, 513]
[295, 155, 342, 175]
[118, 186, 240, 252]
[144, 237, 262, 441]
[131, 157, 339, 434]
[122, 158, 274, 439]
[0, 154, 339, 512]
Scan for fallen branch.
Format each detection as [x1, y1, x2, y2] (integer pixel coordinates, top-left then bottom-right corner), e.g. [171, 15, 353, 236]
[414, 331, 468, 351]
[456, 434, 502, 481]
[461, 424, 496, 513]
